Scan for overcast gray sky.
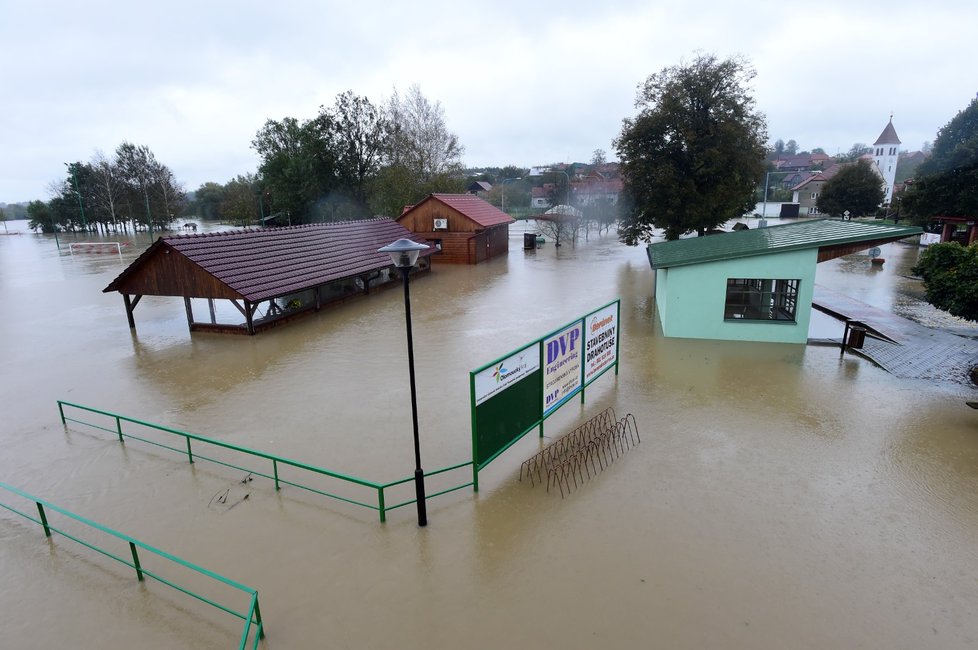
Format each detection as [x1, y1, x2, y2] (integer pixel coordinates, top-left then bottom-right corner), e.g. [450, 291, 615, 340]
[2, 0, 975, 204]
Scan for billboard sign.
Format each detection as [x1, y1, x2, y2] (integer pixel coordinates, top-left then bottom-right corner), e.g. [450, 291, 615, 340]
[543, 321, 584, 415]
[473, 344, 540, 406]
[584, 303, 618, 384]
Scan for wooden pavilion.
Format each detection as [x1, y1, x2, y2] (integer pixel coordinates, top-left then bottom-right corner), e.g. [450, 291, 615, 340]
[103, 219, 433, 335]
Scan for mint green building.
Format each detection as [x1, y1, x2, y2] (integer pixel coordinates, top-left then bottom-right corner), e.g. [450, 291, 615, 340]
[647, 220, 922, 343]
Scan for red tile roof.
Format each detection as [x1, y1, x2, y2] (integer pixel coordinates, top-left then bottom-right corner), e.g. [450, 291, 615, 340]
[104, 219, 432, 303]
[420, 193, 515, 228]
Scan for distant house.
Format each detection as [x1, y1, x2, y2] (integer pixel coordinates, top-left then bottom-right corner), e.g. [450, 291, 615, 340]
[531, 184, 555, 209]
[397, 193, 515, 264]
[570, 177, 623, 206]
[790, 162, 884, 216]
[647, 220, 922, 343]
[773, 152, 831, 172]
[103, 219, 433, 335]
[467, 180, 492, 196]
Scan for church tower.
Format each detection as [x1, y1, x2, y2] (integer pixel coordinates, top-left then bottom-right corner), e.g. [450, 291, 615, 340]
[873, 116, 901, 205]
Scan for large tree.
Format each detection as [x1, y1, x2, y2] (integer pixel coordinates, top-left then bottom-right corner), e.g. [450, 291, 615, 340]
[114, 142, 183, 231]
[816, 160, 885, 217]
[369, 85, 466, 216]
[614, 54, 768, 242]
[912, 242, 978, 321]
[901, 97, 978, 222]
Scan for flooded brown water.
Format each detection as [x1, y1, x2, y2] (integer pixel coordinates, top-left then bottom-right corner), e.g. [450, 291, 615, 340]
[2, 219, 977, 649]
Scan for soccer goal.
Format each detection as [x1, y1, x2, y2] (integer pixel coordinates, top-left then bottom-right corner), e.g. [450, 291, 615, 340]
[68, 242, 124, 256]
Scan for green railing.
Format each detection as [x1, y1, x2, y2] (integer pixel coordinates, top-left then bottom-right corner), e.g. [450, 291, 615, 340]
[0, 481, 264, 649]
[57, 400, 473, 523]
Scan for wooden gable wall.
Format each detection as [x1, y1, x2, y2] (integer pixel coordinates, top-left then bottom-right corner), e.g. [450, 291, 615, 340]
[398, 198, 481, 234]
[114, 245, 242, 299]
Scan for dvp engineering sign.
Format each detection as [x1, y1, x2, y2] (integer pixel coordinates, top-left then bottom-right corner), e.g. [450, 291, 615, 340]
[469, 300, 620, 487]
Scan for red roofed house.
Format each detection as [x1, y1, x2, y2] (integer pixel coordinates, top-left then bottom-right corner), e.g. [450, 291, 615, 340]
[790, 162, 885, 216]
[103, 218, 433, 335]
[397, 193, 515, 264]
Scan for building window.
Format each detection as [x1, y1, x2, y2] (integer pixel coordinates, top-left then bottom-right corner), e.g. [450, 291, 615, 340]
[890, 147, 896, 155]
[811, 192, 818, 200]
[724, 278, 800, 322]
[810, 206, 819, 215]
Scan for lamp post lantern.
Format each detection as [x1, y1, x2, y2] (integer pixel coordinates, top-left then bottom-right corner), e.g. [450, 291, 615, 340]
[378, 238, 431, 526]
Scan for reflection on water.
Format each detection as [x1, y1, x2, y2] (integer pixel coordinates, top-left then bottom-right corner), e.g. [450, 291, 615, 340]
[1, 220, 977, 649]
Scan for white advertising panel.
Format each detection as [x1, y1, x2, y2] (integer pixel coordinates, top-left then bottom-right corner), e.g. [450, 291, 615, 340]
[584, 304, 618, 384]
[473, 343, 540, 406]
[543, 321, 584, 415]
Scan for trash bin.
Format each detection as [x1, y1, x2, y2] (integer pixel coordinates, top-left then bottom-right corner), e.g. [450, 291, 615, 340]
[523, 232, 537, 250]
[847, 326, 866, 349]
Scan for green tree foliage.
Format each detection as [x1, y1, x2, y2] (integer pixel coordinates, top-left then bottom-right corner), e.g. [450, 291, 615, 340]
[253, 87, 465, 221]
[369, 85, 466, 216]
[816, 160, 885, 217]
[27, 200, 54, 232]
[33, 145, 183, 234]
[614, 54, 768, 242]
[252, 116, 321, 222]
[114, 142, 184, 230]
[912, 242, 978, 321]
[0, 203, 28, 220]
[835, 143, 872, 163]
[221, 175, 261, 226]
[193, 182, 227, 220]
[902, 98, 978, 222]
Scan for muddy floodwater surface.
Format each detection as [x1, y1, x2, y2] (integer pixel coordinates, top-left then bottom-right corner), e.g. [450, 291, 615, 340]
[1, 219, 977, 649]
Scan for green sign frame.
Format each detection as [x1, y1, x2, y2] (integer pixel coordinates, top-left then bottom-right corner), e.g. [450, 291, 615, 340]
[469, 299, 621, 490]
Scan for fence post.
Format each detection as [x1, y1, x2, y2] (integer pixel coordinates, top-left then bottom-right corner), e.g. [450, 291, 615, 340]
[129, 542, 144, 581]
[57, 401, 66, 425]
[378, 487, 386, 523]
[36, 502, 51, 537]
[186, 437, 194, 464]
[252, 597, 265, 639]
[116, 416, 124, 443]
[272, 460, 280, 490]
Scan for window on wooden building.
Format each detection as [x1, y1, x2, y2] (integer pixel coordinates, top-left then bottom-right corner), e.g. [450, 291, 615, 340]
[724, 278, 799, 322]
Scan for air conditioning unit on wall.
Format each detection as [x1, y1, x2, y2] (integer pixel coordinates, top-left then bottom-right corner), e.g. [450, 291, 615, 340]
[433, 218, 448, 230]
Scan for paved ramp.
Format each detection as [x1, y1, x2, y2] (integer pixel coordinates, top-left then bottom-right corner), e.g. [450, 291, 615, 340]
[812, 285, 978, 384]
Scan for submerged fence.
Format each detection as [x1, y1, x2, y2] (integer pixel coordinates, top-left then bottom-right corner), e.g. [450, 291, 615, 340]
[0, 481, 264, 649]
[57, 400, 472, 523]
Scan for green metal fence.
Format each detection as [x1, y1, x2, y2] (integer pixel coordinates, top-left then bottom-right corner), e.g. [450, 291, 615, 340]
[57, 400, 473, 523]
[0, 481, 264, 649]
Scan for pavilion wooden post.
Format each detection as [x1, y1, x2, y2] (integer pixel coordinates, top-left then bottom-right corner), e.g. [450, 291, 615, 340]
[123, 294, 136, 329]
[184, 297, 195, 330]
[208, 298, 217, 324]
[245, 302, 255, 335]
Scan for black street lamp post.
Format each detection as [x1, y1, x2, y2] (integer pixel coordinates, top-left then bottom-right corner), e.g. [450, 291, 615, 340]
[378, 238, 431, 526]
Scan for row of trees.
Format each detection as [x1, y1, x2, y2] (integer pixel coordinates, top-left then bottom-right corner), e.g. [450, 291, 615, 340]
[251, 86, 466, 223]
[192, 174, 267, 226]
[27, 143, 184, 234]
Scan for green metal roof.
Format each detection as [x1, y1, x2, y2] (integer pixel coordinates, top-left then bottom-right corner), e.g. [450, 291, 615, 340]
[647, 219, 922, 269]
